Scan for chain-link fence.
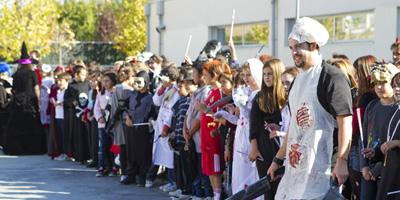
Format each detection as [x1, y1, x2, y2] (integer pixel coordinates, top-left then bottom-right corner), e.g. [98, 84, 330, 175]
[42, 41, 126, 67]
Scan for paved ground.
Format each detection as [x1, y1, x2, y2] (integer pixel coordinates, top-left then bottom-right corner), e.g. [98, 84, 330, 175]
[0, 149, 169, 200]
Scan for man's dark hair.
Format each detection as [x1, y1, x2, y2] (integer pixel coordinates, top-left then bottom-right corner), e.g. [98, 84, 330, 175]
[161, 65, 179, 81]
[73, 65, 86, 75]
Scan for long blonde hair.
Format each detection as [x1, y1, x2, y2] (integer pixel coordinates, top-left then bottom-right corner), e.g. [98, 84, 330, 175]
[257, 58, 286, 113]
[328, 58, 358, 89]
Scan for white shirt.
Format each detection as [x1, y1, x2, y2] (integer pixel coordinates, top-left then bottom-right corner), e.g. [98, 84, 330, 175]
[55, 89, 65, 119]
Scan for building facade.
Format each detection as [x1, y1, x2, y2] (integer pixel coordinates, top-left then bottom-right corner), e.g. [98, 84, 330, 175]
[145, 0, 400, 66]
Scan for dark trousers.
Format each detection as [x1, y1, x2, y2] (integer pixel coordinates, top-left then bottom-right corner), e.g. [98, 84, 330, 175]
[193, 153, 213, 198]
[87, 120, 98, 163]
[174, 143, 197, 194]
[55, 119, 65, 154]
[119, 144, 127, 175]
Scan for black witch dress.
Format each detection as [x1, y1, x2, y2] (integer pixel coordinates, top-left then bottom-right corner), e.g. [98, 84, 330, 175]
[2, 68, 46, 155]
[64, 79, 90, 162]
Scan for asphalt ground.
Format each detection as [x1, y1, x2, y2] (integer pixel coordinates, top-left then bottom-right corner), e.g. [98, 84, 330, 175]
[0, 150, 169, 200]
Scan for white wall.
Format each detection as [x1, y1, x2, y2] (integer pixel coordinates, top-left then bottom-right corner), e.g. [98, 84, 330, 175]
[147, 0, 400, 67]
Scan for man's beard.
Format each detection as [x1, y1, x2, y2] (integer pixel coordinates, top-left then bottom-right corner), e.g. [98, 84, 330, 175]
[294, 57, 305, 69]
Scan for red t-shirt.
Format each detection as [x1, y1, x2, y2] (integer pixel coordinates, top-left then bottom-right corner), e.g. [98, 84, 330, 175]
[200, 88, 222, 153]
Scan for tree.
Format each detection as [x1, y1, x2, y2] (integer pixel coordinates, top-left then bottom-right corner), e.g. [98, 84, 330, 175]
[59, 0, 98, 41]
[96, 6, 118, 42]
[113, 0, 147, 56]
[0, 0, 72, 62]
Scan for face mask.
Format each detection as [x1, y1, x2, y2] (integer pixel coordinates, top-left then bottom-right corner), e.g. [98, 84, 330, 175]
[133, 77, 146, 91]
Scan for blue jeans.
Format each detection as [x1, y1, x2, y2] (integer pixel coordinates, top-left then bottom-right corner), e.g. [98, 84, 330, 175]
[349, 146, 361, 171]
[98, 128, 113, 169]
[193, 153, 213, 197]
[55, 119, 65, 154]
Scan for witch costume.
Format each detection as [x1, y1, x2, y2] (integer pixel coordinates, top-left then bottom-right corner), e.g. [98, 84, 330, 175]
[2, 42, 46, 155]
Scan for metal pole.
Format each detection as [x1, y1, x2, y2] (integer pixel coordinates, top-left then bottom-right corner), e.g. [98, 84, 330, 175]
[271, 0, 277, 57]
[296, 0, 300, 20]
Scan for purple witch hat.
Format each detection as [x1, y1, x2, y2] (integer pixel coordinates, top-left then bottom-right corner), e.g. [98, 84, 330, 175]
[19, 42, 32, 65]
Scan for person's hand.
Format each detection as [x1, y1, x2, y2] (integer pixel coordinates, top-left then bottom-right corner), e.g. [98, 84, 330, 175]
[269, 130, 280, 139]
[72, 101, 78, 106]
[98, 117, 105, 124]
[50, 98, 56, 105]
[224, 104, 235, 114]
[224, 149, 230, 162]
[267, 161, 280, 181]
[215, 117, 226, 125]
[381, 140, 400, 155]
[361, 167, 371, 181]
[362, 148, 375, 159]
[87, 112, 94, 121]
[248, 147, 262, 162]
[228, 39, 235, 51]
[161, 130, 168, 137]
[332, 158, 349, 186]
[161, 77, 170, 88]
[184, 56, 193, 65]
[369, 171, 377, 181]
[183, 128, 191, 142]
[125, 117, 133, 127]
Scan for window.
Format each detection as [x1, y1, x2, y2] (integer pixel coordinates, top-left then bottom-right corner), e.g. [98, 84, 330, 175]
[210, 22, 269, 46]
[286, 11, 374, 43]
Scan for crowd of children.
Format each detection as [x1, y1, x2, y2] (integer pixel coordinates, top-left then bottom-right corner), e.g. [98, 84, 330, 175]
[0, 18, 400, 200]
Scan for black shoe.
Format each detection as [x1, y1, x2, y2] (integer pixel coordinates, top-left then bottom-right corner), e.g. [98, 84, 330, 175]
[86, 162, 97, 168]
[120, 177, 136, 185]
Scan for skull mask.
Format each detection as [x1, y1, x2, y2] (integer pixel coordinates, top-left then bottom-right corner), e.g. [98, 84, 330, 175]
[133, 77, 146, 91]
[78, 93, 88, 108]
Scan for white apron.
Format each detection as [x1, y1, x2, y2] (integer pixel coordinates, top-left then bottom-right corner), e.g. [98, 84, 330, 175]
[275, 61, 335, 200]
[231, 89, 262, 200]
[152, 85, 180, 169]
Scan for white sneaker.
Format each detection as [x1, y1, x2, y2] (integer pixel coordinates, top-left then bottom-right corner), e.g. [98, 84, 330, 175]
[159, 183, 171, 190]
[163, 184, 177, 192]
[145, 180, 153, 188]
[120, 175, 128, 182]
[54, 154, 67, 161]
[168, 189, 182, 197]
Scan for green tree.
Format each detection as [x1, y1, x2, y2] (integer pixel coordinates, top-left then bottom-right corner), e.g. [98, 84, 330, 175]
[59, 0, 98, 41]
[0, 0, 73, 62]
[113, 0, 147, 56]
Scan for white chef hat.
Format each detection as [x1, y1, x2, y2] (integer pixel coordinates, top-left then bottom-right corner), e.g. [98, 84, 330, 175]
[288, 17, 329, 47]
[246, 58, 264, 88]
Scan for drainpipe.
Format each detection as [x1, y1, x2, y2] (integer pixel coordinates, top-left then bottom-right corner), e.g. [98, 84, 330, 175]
[296, 0, 301, 20]
[144, 3, 151, 51]
[157, 0, 165, 55]
[271, 0, 278, 57]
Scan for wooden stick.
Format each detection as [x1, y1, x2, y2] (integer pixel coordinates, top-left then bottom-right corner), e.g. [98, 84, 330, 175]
[388, 190, 400, 196]
[184, 35, 192, 58]
[229, 9, 236, 42]
[356, 108, 365, 150]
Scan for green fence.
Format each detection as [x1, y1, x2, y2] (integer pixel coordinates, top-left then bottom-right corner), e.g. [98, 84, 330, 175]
[42, 41, 126, 66]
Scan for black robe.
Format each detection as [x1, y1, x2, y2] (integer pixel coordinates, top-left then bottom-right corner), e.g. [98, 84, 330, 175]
[125, 91, 156, 180]
[2, 68, 46, 155]
[64, 80, 90, 162]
